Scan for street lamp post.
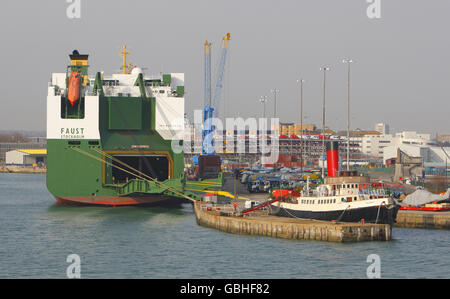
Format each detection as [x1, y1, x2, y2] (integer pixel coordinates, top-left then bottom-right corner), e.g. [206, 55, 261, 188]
[319, 67, 330, 179]
[443, 147, 449, 188]
[343, 59, 353, 171]
[270, 88, 279, 118]
[297, 79, 305, 173]
[259, 96, 268, 118]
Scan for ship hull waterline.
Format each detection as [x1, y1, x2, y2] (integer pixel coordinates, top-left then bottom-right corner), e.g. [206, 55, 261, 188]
[269, 204, 400, 226]
[54, 195, 191, 207]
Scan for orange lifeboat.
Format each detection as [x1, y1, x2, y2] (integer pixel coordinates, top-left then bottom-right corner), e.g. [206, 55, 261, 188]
[67, 72, 81, 106]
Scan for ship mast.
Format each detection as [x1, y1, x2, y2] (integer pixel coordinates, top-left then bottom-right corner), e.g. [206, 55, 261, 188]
[119, 45, 130, 74]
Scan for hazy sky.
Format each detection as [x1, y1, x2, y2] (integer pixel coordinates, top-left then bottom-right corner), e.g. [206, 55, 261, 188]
[0, 0, 449, 135]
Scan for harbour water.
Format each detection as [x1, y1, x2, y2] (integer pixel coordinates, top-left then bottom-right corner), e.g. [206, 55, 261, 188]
[0, 173, 449, 279]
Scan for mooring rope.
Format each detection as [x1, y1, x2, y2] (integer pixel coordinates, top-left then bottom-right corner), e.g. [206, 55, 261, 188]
[93, 149, 192, 198]
[375, 201, 386, 224]
[91, 148, 156, 182]
[270, 198, 332, 223]
[336, 205, 351, 223]
[94, 148, 206, 202]
[72, 147, 148, 181]
[280, 205, 334, 223]
[70, 147, 197, 202]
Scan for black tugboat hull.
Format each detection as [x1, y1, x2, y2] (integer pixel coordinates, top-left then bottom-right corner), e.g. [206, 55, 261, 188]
[270, 204, 400, 226]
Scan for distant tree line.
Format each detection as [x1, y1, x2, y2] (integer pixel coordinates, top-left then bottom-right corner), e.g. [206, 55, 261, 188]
[0, 133, 28, 143]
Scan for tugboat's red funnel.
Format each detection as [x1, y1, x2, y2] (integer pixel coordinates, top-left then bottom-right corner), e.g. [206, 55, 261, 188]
[326, 141, 339, 177]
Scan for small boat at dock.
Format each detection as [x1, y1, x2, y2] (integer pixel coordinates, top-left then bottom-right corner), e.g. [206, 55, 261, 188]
[269, 142, 400, 225]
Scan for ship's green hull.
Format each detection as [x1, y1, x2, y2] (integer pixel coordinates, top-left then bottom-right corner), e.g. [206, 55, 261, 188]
[47, 57, 223, 205]
[46, 94, 188, 206]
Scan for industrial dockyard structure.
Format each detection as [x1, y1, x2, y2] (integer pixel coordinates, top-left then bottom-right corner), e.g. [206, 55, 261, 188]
[3, 1, 450, 283]
[10, 34, 447, 242]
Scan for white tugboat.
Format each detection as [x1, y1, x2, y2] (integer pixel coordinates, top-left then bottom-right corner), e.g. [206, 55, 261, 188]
[269, 142, 400, 225]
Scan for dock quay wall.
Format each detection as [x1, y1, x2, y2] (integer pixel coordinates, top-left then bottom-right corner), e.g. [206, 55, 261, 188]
[194, 202, 392, 242]
[0, 166, 46, 174]
[395, 210, 450, 229]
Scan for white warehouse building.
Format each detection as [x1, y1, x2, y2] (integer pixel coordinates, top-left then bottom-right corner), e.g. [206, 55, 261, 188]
[5, 149, 47, 166]
[383, 145, 450, 167]
[362, 131, 435, 158]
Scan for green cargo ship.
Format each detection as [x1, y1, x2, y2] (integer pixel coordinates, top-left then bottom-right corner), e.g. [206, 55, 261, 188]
[46, 48, 213, 206]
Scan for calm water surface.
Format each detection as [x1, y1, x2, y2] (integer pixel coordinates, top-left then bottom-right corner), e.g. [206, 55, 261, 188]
[0, 173, 449, 278]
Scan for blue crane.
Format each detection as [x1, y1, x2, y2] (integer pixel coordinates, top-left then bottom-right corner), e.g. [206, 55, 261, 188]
[202, 33, 230, 156]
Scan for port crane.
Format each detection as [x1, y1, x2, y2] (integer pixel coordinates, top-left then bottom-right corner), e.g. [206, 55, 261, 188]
[190, 33, 231, 182]
[202, 33, 231, 155]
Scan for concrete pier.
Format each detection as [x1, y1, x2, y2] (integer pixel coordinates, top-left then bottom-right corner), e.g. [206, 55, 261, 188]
[0, 166, 46, 174]
[194, 202, 392, 242]
[395, 210, 450, 229]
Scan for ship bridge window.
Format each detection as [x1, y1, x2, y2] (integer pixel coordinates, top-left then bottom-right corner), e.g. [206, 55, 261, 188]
[109, 155, 169, 184]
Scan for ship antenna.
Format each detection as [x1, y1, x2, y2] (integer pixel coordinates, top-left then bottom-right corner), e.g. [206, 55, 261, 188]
[119, 45, 130, 74]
